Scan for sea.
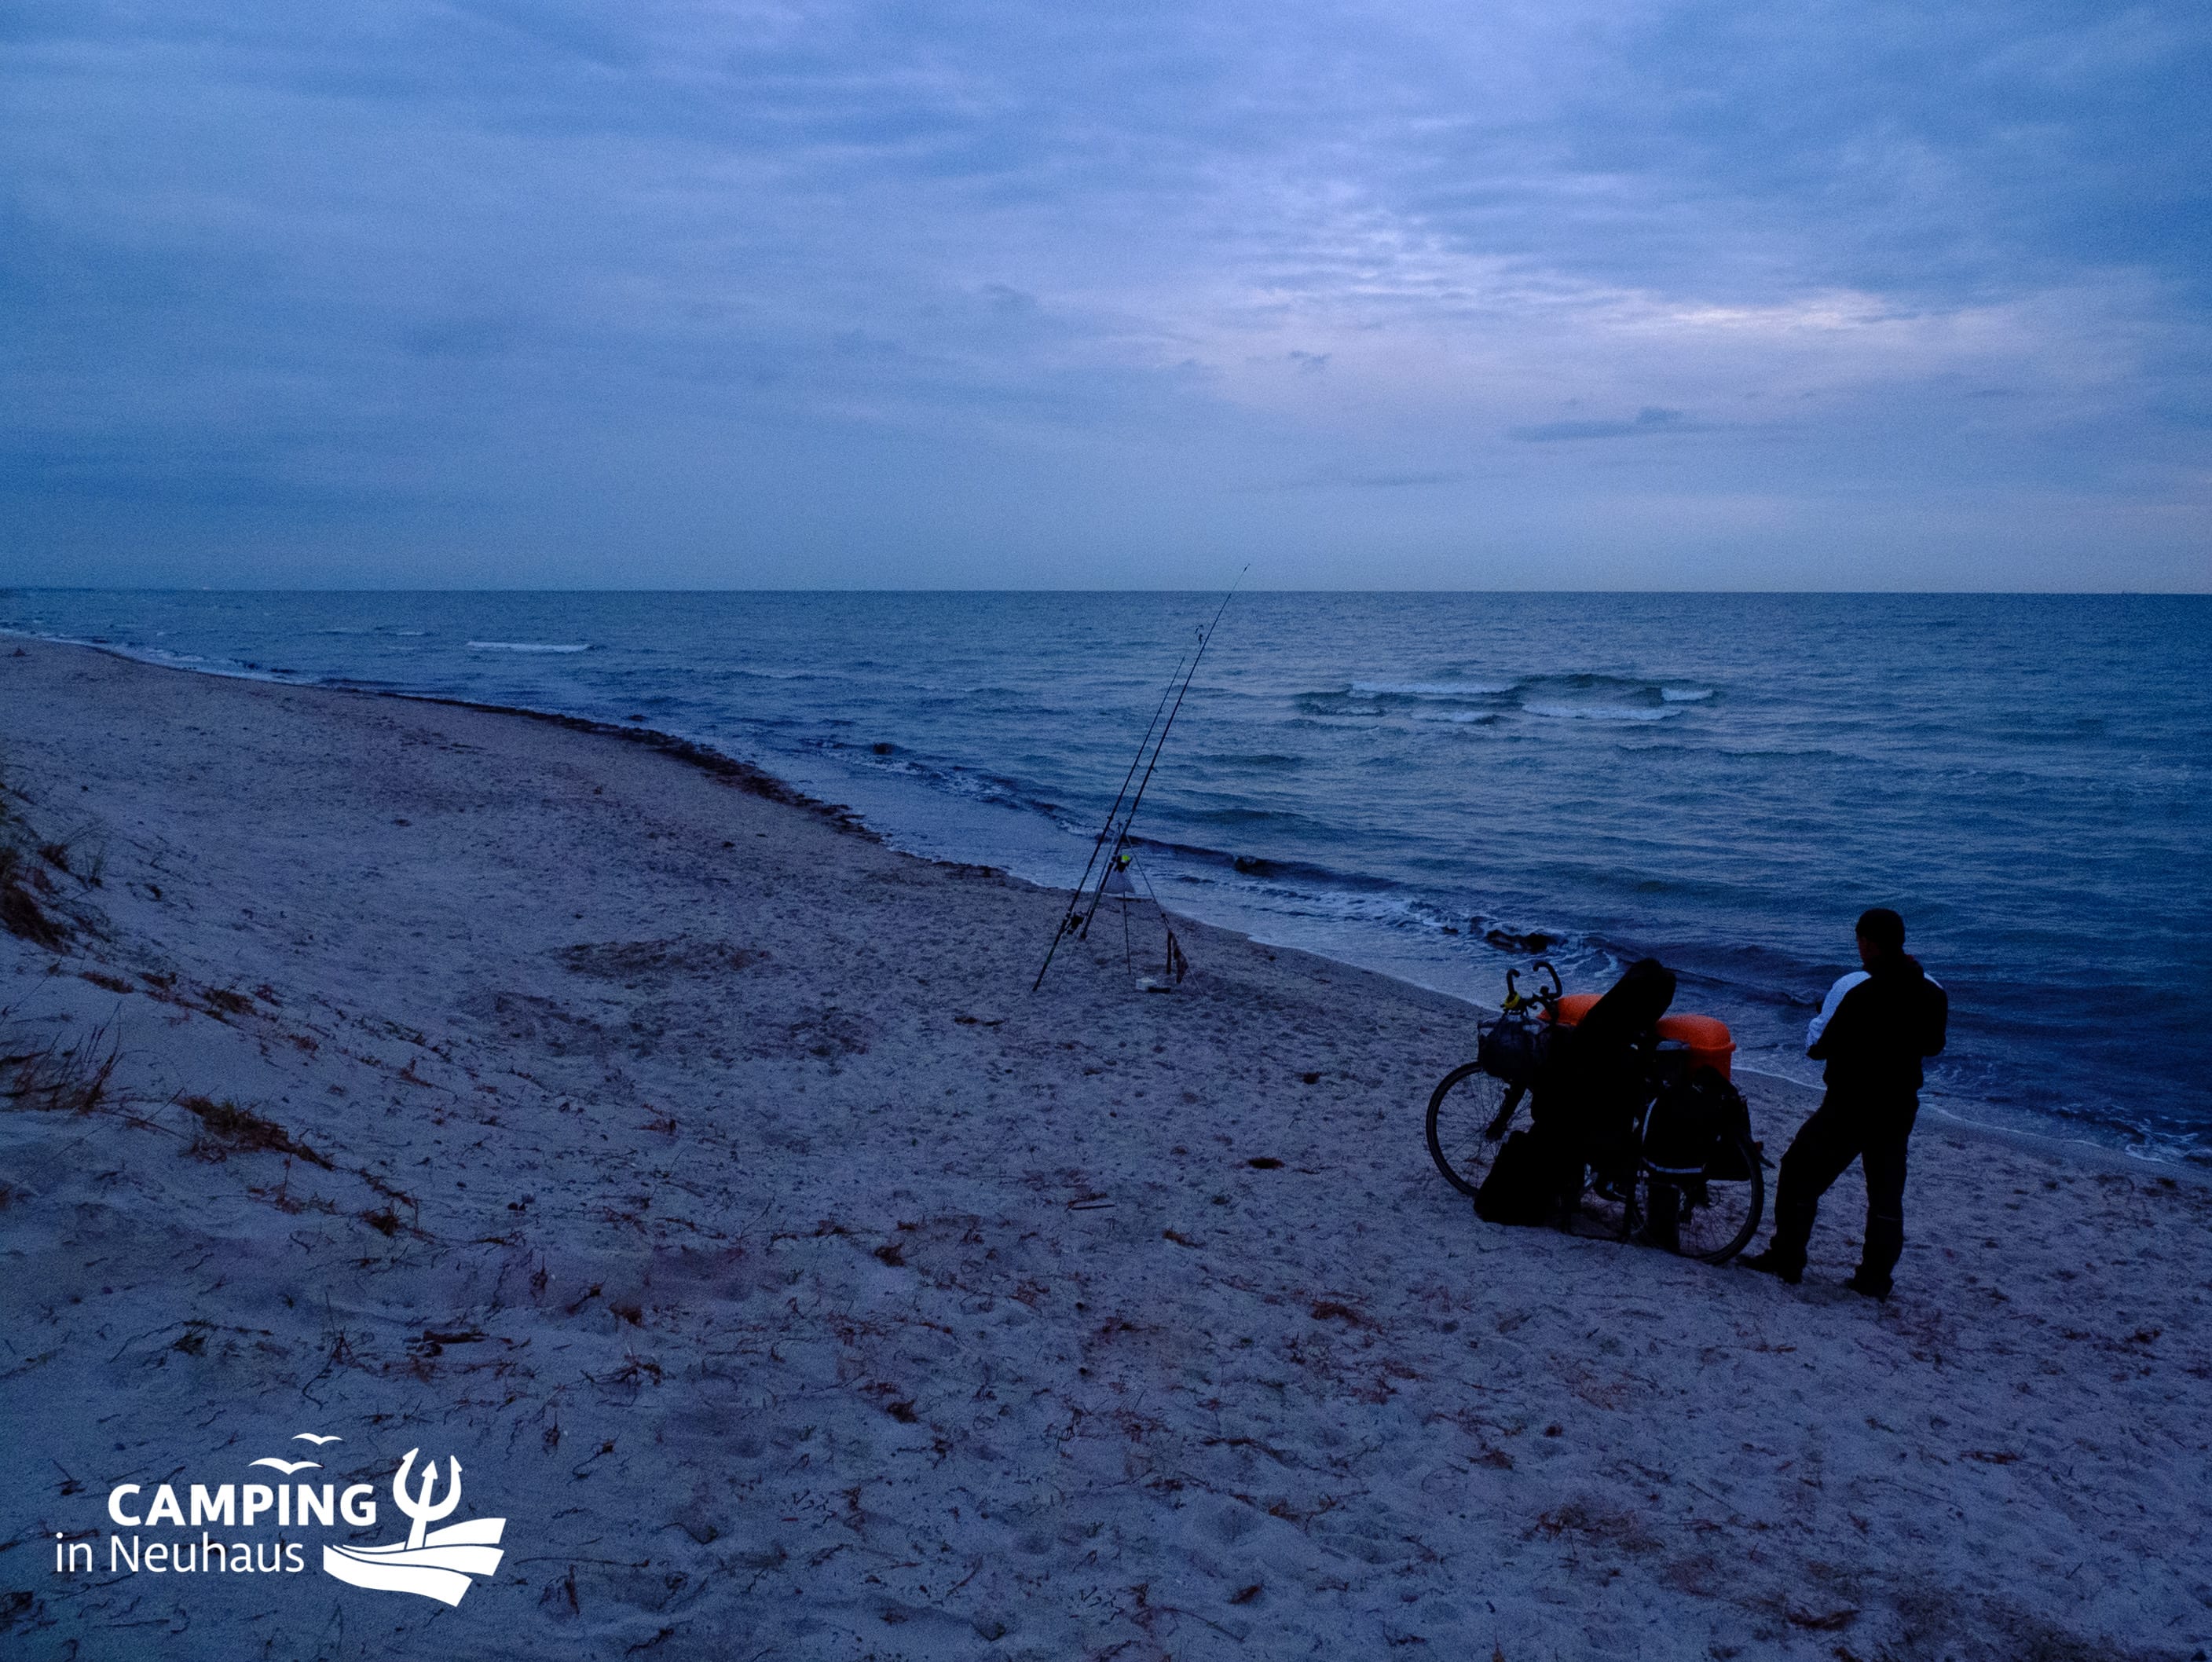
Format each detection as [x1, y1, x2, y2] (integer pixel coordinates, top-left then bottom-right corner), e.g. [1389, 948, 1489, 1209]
[5, 590, 2207, 1166]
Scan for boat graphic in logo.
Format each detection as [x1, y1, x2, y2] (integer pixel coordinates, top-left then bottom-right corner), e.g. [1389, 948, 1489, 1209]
[321, 1447, 506, 1606]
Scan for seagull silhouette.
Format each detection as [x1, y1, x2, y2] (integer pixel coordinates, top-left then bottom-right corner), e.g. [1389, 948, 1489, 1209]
[291, 1433, 343, 1446]
[251, 1457, 322, 1475]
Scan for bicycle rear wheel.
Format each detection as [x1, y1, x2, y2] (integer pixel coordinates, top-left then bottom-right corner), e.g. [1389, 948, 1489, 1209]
[1638, 1133, 1764, 1263]
[1426, 1063, 1528, 1196]
[1571, 1169, 1640, 1242]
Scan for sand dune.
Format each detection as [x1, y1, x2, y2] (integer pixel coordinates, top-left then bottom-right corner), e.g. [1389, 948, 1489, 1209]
[2, 641, 2207, 1660]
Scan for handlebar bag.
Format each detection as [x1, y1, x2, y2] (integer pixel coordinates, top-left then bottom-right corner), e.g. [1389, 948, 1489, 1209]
[1477, 1013, 1551, 1084]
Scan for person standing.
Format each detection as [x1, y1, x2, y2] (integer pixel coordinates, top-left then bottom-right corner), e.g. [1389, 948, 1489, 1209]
[1743, 909, 1948, 1298]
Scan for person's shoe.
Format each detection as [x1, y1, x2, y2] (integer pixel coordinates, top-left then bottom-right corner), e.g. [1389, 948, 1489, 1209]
[1844, 1272, 1892, 1300]
[1738, 1248, 1802, 1285]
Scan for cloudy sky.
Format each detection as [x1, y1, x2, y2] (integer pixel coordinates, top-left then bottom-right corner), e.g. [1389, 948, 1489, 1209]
[4, 0, 2207, 588]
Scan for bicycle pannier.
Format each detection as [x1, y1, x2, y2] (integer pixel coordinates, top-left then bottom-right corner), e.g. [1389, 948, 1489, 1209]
[1702, 1073, 1759, 1181]
[1474, 1127, 1569, 1226]
[1641, 1071, 1723, 1176]
[1643, 1067, 1756, 1179]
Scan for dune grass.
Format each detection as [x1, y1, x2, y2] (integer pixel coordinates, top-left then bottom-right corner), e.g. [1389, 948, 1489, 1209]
[1, 1014, 117, 1113]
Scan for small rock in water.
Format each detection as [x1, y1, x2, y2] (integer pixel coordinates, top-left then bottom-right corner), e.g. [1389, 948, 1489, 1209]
[1484, 928, 1553, 954]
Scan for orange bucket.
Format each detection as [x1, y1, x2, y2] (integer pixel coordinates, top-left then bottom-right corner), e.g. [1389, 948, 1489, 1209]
[1551, 993, 1600, 1026]
[1547, 998, 1734, 1079]
[1656, 1013, 1735, 1079]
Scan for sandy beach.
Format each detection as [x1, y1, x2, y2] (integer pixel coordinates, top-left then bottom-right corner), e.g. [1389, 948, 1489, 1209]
[2, 639, 2208, 1660]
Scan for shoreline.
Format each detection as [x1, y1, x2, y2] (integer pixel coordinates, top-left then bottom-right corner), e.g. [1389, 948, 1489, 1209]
[5, 637, 2210, 1660]
[15, 625, 2196, 1181]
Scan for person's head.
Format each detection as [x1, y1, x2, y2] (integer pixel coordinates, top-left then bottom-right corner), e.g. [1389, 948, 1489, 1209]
[1855, 907, 1906, 968]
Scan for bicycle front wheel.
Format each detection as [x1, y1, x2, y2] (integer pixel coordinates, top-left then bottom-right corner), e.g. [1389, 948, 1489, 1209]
[1638, 1133, 1764, 1263]
[1426, 1063, 1528, 1196]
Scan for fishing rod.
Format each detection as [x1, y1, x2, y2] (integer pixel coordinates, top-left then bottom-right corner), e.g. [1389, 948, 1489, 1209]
[1029, 656, 1189, 993]
[1027, 647, 1192, 993]
[1031, 567, 1247, 990]
[1073, 568, 1246, 938]
[1075, 573, 1240, 939]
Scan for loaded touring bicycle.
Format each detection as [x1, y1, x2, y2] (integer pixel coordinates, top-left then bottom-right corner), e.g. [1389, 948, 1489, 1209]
[1426, 960, 1767, 1263]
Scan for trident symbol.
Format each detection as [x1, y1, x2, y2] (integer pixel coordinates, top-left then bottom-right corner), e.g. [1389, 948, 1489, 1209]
[391, 1448, 463, 1550]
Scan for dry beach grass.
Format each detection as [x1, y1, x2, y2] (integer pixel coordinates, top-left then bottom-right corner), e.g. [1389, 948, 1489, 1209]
[1, 640, 2207, 1660]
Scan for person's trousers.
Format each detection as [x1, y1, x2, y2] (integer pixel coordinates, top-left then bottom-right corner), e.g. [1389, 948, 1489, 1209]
[1767, 1092, 1918, 1289]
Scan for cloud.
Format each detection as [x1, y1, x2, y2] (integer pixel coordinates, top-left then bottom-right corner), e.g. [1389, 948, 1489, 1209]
[1256, 468, 1469, 492]
[0, 0, 2206, 586]
[1511, 407, 1691, 443]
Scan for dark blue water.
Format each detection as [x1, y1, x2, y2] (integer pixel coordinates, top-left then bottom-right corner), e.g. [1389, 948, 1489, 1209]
[6, 590, 2207, 1163]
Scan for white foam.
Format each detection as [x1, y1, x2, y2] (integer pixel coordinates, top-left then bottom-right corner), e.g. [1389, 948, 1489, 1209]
[1522, 701, 1677, 723]
[1350, 680, 1511, 697]
[466, 640, 590, 653]
[1661, 687, 1714, 702]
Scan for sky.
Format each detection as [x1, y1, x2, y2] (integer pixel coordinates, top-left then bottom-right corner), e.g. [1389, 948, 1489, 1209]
[2, 0, 2208, 590]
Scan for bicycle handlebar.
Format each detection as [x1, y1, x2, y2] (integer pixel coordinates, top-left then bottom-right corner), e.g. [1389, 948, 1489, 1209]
[1503, 960, 1565, 1015]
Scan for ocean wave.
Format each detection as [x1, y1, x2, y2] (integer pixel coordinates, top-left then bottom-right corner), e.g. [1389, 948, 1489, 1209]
[1190, 752, 1309, 770]
[467, 640, 591, 653]
[841, 745, 1055, 818]
[1121, 836, 1402, 894]
[1523, 702, 1679, 723]
[707, 666, 821, 683]
[1185, 804, 1311, 827]
[1349, 680, 1513, 697]
[1336, 675, 1717, 726]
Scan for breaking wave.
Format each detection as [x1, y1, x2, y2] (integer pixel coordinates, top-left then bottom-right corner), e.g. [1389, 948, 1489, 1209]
[1350, 680, 1513, 697]
[1314, 672, 1710, 727]
[1523, 702, 1679, 723]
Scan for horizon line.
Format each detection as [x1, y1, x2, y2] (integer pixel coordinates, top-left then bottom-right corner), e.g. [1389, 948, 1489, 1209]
[5, 586, 2207, 599]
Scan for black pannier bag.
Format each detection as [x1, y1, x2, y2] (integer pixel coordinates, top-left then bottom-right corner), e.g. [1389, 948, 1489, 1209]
[1702, 1072, 1759, 1180]
[1476, 1012, 1551, 1084]
[1640, 1070, 1723, 1176]
[1642, 1067, 1756, 1179]
[1474, 1126, 1573, 1226]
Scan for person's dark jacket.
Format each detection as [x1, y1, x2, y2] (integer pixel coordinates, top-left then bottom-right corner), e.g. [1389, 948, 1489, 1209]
[1807, 954, 1948, 1096]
